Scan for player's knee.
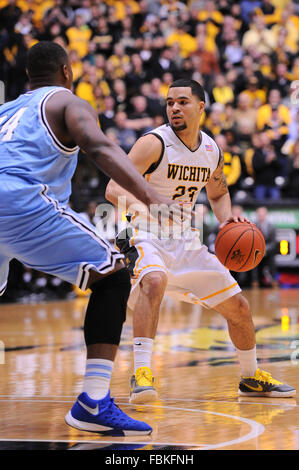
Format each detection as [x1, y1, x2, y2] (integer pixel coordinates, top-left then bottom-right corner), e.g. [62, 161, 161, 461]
[140, 272, 167, 299]
[231, 294, 251, 325]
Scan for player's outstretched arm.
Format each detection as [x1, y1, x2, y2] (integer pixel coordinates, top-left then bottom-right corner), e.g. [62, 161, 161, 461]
[64, 96, 158, 208]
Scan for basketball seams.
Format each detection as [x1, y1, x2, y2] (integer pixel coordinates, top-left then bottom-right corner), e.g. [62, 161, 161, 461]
[217, 224, 265, 272]
[238, 225, 255, 271]
[253, 227, 266, 251]
[223, 228, 253, 267]
[215, 224, 245, 251]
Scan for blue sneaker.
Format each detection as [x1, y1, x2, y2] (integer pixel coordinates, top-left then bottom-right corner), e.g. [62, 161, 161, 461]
[65, 391, 152, 436]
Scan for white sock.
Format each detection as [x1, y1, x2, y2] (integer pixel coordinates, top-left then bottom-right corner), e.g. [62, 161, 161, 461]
[133, 337, 154, 373]
[236, 346, 258, 377]
[82, 358, 113, 400]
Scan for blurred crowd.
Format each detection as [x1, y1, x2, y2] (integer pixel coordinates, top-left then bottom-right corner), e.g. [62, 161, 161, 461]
[1, 0, 299, 206]
[1, 0, 299, 301]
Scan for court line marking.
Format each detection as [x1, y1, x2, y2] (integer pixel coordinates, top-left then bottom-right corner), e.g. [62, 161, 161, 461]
[0, 399, 265, 450]
[137, 404, 265, 451]
[0, 438, 202, 448]
[0, 396, 297, 407]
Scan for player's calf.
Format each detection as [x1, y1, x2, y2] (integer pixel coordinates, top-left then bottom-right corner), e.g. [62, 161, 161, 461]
[84, 267, 130, 347]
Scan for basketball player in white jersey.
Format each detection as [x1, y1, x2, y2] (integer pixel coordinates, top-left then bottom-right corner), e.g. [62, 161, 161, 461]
[106, 79, 295, 402]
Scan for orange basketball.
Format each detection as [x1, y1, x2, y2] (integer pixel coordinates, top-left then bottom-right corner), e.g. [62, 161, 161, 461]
[215, 222, 265, 272]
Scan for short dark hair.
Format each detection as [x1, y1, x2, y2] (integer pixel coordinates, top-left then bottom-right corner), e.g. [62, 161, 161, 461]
[27, 41, 68, 79]
[169, 79, 205, 102]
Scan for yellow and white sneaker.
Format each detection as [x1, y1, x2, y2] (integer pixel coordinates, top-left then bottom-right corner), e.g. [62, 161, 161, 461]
[239, 368, 296, 397]
[130, 367, 158, 404]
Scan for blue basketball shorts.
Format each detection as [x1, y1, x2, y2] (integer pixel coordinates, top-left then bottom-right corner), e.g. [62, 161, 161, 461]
[0, 174, 123, 295]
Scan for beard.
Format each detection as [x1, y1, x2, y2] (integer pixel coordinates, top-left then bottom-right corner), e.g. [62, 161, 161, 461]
[171, 122, 187, 131]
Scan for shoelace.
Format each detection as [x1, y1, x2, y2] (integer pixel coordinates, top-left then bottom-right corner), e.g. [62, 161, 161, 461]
[256, 369, 282, 385]
[106, 397, 133, 425]
[135, 367, 153, 386]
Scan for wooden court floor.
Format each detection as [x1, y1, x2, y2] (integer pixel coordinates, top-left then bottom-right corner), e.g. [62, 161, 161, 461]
[0, 288, 299, 451]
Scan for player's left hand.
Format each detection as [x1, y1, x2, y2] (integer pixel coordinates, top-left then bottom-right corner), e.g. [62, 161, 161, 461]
[219, 215, 251, 230]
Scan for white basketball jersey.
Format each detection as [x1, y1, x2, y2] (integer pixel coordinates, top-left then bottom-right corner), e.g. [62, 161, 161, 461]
[128, 124, 220, 236]
[144, 124, 219, 202]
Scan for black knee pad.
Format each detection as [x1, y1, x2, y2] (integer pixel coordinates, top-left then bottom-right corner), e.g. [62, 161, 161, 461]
[84, 268, 131, 346]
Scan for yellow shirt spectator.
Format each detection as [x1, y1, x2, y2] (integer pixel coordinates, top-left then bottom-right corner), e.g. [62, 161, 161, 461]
[255, 6, 282, 25]
[197, 9, 223, 42]
[197, 9, 223, 25]
[223, 151, 242, 186]
[242, 88, 266, 106]
[66, 23, 92, 59]
[106, 0, 140, 20]
[212, 86, 234, 105]
[256, 103, 291, 130]
[166, 29, 197, 58]
[71, 60, 83, 83]
[242, 17, 277, 54]
[271, 23, 299, 54]
[76, 81, 96, 109]
[17, 0, 54, 29]
[159, 83, 170, 99]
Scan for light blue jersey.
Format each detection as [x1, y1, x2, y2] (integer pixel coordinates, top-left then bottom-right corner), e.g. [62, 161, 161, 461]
[0, 86, 79, 205]
[0, 86, 123, 294]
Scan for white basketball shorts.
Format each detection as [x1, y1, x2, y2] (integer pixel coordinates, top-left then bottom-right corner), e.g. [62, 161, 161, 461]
[116, 228, 241, 310]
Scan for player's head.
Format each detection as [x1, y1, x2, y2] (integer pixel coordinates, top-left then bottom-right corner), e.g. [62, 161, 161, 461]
[26, 41, 73, 90]
[166, 79, 205, 132]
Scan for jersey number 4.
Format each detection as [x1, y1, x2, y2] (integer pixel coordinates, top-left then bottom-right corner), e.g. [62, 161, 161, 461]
[0, 107, 27, 141]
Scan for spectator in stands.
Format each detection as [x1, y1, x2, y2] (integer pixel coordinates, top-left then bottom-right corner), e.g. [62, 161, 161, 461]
[244, 132, 262, 177]
[0, 31, 27, 100]
[126, 95, 154, 137]
[69, 49, 83, 83]
[203, 102, 223, 137]
[234, 54, 262, 95]
[66, 13, 92, 59]
[242, 14, 276, 55]
[286, 139, 299, 198]
[99, 95, 116, 132]
[240, 1, 262, 25]
[269, 63, 291, 99]
[190, 34, 220, 90]
[111, 78, 128, 112]
[43, 0, 74, 30]
[125, 53, 149, 97]
[242, 75, 266, 107]
[255, 0, 281, 26]
[166, 21, 197, 59]
[256, 88, 291, 131]
[221, 102, 236, 131]
[140, 78, 166, 118]
[107, 42, 130, 77]
[262, 104, 289, 154]
[252, 206, 277, 287]
[90, 15, 114, 56]
[150, 46, 179, 80]
[234, 92, 257, 137]
[0, 0, 22, 32]
[112, 111, 137, 153]
[212, 74, 234, 105]
[215, 134, 242, 197]
[252, 132, 283, 200]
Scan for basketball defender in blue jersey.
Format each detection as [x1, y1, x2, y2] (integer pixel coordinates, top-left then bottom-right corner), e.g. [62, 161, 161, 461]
[0, 41, 178, 435]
